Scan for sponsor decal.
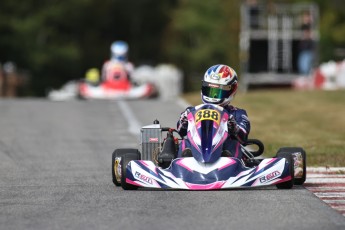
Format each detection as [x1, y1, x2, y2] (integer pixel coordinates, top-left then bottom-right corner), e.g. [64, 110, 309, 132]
[210, 73, 220, 80]
[292, 152, 304, 178]
[259, 170, 281, 183]
[149, 137, 159, 142]
[115, 157, 122, 183]
[241, 114, 249, 121]
[208, 83, 220, 88]
[228, 67, 234, 77]
[135, 171, 153, 184]
[220, 66, 231, 78]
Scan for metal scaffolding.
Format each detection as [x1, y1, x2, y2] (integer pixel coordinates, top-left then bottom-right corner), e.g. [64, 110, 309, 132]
[240, 1, 319, 90]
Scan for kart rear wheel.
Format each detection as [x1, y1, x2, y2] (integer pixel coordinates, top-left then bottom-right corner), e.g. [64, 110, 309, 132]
[276, 152, 294, 189]
[121, 152, 141, 190]
[112, 148, 140, 186]
[277, 147, 306, 185]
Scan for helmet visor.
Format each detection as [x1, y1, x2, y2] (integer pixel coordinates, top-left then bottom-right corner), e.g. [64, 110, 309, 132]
[201, 81, 233, 99]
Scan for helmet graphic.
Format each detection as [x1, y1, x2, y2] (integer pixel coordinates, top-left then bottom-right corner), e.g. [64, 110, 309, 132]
[201, 64, 238, 106]
[110, 41, 129, 62]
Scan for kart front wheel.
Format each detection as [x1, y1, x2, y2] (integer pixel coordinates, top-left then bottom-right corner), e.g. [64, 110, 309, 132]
[112, 148, 140, 186]
[277, 147, 306, 185]
[121, 153, 141, 190]
[276, 152, 295, 189]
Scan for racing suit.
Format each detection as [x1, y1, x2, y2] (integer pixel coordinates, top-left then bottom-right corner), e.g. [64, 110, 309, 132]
[176, 104, 250, 159]
[101, 59, 134, 82]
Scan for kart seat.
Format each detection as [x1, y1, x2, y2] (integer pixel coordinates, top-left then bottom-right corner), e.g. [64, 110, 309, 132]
[242, 139, 265, 157]
[158, 131, 176, 168]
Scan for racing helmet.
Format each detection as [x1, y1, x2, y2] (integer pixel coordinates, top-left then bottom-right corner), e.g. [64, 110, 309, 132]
[85, 68, 100, 83]
[201, 64, 238, 106]
[110, 41, 129, 62]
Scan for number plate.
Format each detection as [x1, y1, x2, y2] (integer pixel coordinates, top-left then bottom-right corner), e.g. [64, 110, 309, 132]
[195, 109, 220, 124]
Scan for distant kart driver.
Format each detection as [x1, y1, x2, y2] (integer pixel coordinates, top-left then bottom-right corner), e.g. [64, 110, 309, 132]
[101, 40, 134, 84]
[84, 68, 100, 85]
[176, 64, 251, 159]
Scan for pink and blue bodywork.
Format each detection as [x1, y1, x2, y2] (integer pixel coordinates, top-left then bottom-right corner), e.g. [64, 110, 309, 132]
[125, 157, 291, 190]
[124, 104, 292, 190]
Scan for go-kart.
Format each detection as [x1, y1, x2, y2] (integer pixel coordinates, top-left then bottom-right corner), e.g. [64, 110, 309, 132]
[112, 104, 306, 190]
[78, 79, 156, 100]
[79, 62, 157, 100]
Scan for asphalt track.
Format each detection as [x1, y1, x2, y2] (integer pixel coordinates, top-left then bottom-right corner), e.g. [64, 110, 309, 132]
[1, 98, 345, 230]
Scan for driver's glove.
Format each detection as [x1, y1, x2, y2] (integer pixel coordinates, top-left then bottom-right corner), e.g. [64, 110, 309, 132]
[227, 114, 239, 135]
[179, 110, 188, 128]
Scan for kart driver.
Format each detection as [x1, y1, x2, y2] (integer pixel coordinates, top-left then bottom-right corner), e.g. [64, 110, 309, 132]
[176, 64, 250, 159]
[101, 40, 134, 83]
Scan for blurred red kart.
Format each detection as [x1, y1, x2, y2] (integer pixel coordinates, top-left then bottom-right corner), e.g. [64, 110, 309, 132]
[78, 62, 157, 100]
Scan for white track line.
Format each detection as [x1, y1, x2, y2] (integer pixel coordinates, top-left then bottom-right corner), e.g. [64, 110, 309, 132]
[306, 178, 345, 183]
[117, 100, 141, 135]
[314, 192, 345, 197]
[307, 187, 345, 191]
[117, 97, 190, 136]
[176, 98, 191, 109]
[308, 174, 345, 178]
[307, 167, 345, 173]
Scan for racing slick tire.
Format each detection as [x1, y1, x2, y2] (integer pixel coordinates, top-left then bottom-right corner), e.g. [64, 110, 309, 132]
[275, 152, 295, 189]
[277, 147, 306, 185]
[121, 152, 141, 190]
[112, 148, 140, 186]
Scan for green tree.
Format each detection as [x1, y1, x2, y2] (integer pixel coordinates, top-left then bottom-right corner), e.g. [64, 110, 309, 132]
[0, 0, 176, 96]
[315, 0, 345, 62]
[163, 0, 241, 91]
